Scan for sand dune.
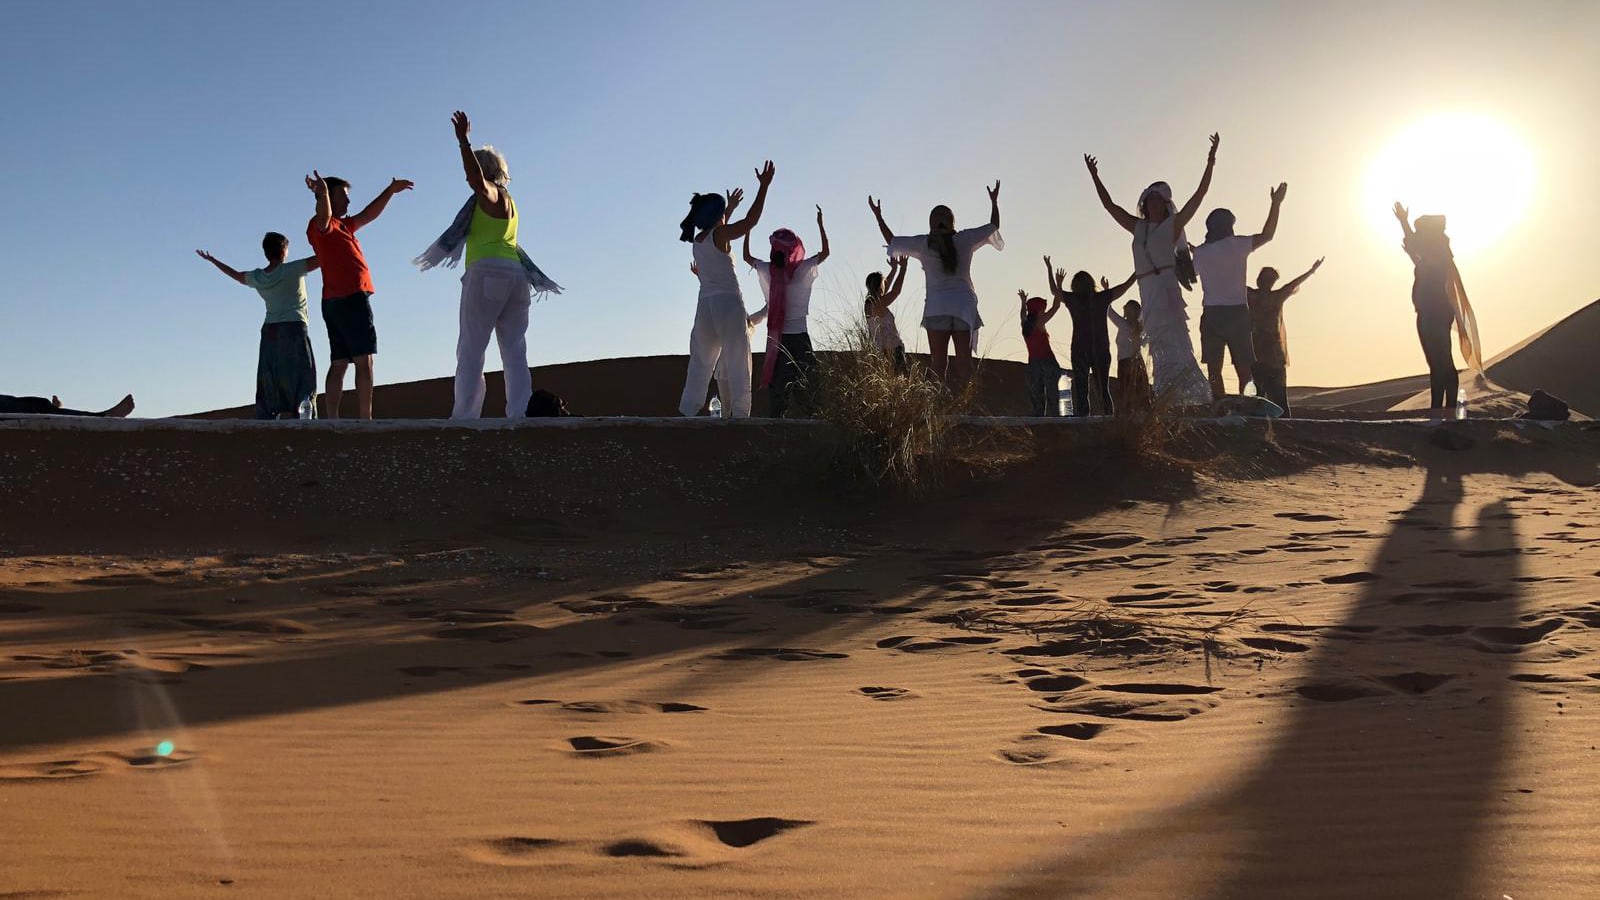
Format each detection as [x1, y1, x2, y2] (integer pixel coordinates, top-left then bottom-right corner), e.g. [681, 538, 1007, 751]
[1, 417, 1597, 897]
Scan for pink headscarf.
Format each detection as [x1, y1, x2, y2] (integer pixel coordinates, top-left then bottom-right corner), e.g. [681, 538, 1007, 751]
[761, 229, 806, 388]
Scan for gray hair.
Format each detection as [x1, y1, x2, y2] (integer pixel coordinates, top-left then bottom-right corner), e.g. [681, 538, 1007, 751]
[474, 145, 510, 186]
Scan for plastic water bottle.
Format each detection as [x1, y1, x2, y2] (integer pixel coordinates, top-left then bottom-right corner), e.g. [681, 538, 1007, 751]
[708, 396, 723, 418]
[298, 397, 315, 420]
[1058, 372, 1073, 417]
[1454, 389, 1467, 421]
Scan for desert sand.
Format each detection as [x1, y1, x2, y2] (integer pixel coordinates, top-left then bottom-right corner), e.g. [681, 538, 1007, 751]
[1, 415, 1597, 899]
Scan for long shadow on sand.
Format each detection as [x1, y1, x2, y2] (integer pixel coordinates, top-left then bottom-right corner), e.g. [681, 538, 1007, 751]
[978, 464, 1541, 899]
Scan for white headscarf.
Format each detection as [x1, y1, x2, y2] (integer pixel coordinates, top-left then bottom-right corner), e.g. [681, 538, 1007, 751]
[1137, 181, 1189, 249]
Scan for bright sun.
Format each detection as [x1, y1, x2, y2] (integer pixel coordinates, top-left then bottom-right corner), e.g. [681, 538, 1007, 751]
[1364, 113, 1536, 256]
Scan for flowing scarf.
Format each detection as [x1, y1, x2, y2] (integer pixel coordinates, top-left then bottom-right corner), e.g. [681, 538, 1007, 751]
[760, 229, 805, 388]
[1448, 261, 1484, 374]
[413, 194, 563, 297]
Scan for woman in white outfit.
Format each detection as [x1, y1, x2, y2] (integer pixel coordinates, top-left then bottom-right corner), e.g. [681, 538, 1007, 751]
[416, 110, 562, 419]
[678, 161, 776, 418]
[869, 181, 1003, 390]
[1084, 135, 1218, 407]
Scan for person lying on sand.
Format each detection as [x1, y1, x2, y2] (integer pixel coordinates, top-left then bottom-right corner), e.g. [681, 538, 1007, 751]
[0, 394, 135, 417]
[196, 233, 320, 420]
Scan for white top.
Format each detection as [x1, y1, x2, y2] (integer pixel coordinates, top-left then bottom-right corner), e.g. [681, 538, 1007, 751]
[1131, 217, 1180, 276]
[749, 257, 821, 334]
[869, 307, 903, 351]
[692, 231, 741, 300]
[1106, 307, 1144, 361]
[888, 224, 1002, 330]
[1192, 235, 1255, 307]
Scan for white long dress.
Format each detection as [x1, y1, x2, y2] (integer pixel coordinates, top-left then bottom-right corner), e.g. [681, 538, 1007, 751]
[1132, 218, 1211, 406]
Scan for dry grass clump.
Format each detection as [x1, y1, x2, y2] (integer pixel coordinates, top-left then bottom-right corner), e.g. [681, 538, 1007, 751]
[809, 326, 979, 494]
[1101, 385, 1211, 473]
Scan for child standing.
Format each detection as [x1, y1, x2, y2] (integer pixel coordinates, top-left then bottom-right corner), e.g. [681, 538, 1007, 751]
[1107, 299, 1151, 414]
[1046, 257, 1135, 416]
[1247, 257, 1323, 416]
[865, 256, 909, 371]
[1018, 286, 1063, 417]
[196, 233, 321, 419]
[743, 206, 830, 418]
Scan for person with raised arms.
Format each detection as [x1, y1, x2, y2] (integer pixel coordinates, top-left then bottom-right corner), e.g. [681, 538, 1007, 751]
[1191, 183, 1288, 399]
[1393, 204, 1482, 421]
[1084, 135, 1218, 407]
[196, 233, 321, 419]
[415, 111, 562, 420]
[1247, 257, 1324, 416]
[864, 256, 910, 371]
[304, 169, 412, 419]
[742, 205, 830, 417]
[677, 161, 776, 419]
[869, 181, 1003, 392]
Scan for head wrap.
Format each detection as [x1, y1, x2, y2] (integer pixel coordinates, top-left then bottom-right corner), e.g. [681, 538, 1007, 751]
[679, 193, 727, 243]
[759, 229, 807, 388]
[1137, 181, 1190, 251]
[1025, 297, 1048, 314]
[1205, 208, 1236, 242]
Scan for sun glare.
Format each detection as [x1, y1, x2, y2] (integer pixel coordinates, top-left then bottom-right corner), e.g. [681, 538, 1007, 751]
[1364, 113, 1536, 256]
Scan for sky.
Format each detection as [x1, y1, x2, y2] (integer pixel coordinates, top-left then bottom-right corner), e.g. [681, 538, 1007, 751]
[2, 0, 1597, 416]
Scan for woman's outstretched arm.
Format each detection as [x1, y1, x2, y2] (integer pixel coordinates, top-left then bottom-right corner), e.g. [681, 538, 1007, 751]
[741, 232, 760, 268]
[814, 206, 830, 263]
[1177, 133, 1221, 231]
[451, 110, 499, 205]
[1103, 272, 1138, 302]
[868, 195, 895, 245]
[882, 256, 908, 305]
[988, 180, 1001, 230]
[1085, 154, 1138, 233]
[715, 160, 776, 246]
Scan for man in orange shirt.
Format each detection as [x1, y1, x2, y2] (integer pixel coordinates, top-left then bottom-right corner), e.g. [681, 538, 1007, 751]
[305, 170, 413, 419]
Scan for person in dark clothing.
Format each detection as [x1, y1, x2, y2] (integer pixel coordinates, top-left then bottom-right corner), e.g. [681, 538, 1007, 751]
[1246, 257, 1323, 416]
[1045, 257, 1135, 416]
[0, 394, 135, 417]
[1393, 203, 1482, 420]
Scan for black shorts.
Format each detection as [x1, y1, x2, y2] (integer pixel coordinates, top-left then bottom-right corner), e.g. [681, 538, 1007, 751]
[322, 292, 377, 361]
[1199, 304, 1255, 367]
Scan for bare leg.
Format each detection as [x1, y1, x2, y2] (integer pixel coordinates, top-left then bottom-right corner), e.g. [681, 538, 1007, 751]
[950, 330, 973, 392]
[325, 359, 349, 419]
[1207, 360, 1226, 400]
[354, 355, 375, 420]
[926, 329, 952, 386]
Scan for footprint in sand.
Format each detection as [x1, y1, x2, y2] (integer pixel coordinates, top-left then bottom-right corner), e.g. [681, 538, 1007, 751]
[1021, 674, 1091, 693]
[562, 736, 667, 757]
[558, 595, 661, 615]
[1037, 693, 1217, 722]
[1240, 636, 1312, 654]
[876, 635, 1001, 653]
[0, 747, 198, 782]
[1096, 682, 1223, 696]
[1471, 619, 1565, 652]
[857, 686, 917, 701]
[432, 622, 541, 642]
[552, 700, 707, 715]
[714, 647, 847, 662]
[1321, 571, 1381, 585]
[997, 723, 1117, 765]
[1294, 681, 1390, 702]
[471, 818, 811, 868]
[1276, 512, 1343, 523]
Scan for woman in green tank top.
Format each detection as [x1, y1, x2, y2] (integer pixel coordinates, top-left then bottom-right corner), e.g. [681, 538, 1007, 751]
[449, 111, 535, 420]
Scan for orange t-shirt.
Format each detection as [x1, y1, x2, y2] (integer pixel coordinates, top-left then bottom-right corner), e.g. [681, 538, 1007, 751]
[307, 216, 374, 299]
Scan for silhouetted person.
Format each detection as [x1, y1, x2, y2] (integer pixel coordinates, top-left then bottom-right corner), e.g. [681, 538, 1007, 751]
[196, 233, 321, 419]
[865, 256, 910, 371]
[1247, 258, 1323, 416]
[1046, 260, 1135, 416]
[1393, 203, 1483, 421]
[1192, 183, 1287, 399]
[0, 394, 134, 417]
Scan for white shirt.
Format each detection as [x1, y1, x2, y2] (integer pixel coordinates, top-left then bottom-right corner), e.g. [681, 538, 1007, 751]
[750, 257, 821, 334]
[691, 232, 741, 300]
[1106, 307, 1144, 361]
[888, 224, 1002, 330]
[1192, 235, 1255, 307]
[1132, 218, 1179, 276]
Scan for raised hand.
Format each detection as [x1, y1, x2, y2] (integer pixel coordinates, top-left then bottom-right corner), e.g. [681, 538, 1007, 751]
[1100, 276, 1111, 291]
[1017, 289, 1029, 305]
[1208, 132, 1221, 160]
[987, 180, 1001, 204]
[816, 204, 824, 226]
[755, 160, 775, 185]
[725, 187, 744, 217]
[1084, 154, 1099, 176]
[1270, 182, 1288, 204]
[1043, 254, 1052, 271]
[195, 249, 216, 262]
[305, 170, 325, 193]
[868, 195, 883, 218]
[451, 110, 471, 143]
[1311, 257, 1325, 272]
[1392, 202, 1410, 223]
[1058, 268, 1069, 285]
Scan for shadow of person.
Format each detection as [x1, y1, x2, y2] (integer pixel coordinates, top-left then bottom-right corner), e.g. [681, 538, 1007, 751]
[976, 466, 1528, 899]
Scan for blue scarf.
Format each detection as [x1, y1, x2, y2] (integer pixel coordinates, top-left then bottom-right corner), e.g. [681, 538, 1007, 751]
[413, 194, 562, 297]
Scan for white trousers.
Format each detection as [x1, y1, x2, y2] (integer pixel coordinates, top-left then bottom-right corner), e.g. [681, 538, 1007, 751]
[679, 292, 751, 417]
[453, 259, 533, 419]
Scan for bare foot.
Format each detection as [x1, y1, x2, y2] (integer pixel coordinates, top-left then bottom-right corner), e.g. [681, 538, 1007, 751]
[51, 395, 62, 408]
[103, 395, 135, 418]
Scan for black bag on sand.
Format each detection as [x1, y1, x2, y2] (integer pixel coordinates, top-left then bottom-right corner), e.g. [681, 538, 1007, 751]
[526, 389, 573, 418]
[1520, 390, 1570, 422]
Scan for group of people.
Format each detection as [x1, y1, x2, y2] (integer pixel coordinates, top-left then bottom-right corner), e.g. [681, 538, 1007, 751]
[197, 111, 558, 421]
[11, 128, 1477, 426]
